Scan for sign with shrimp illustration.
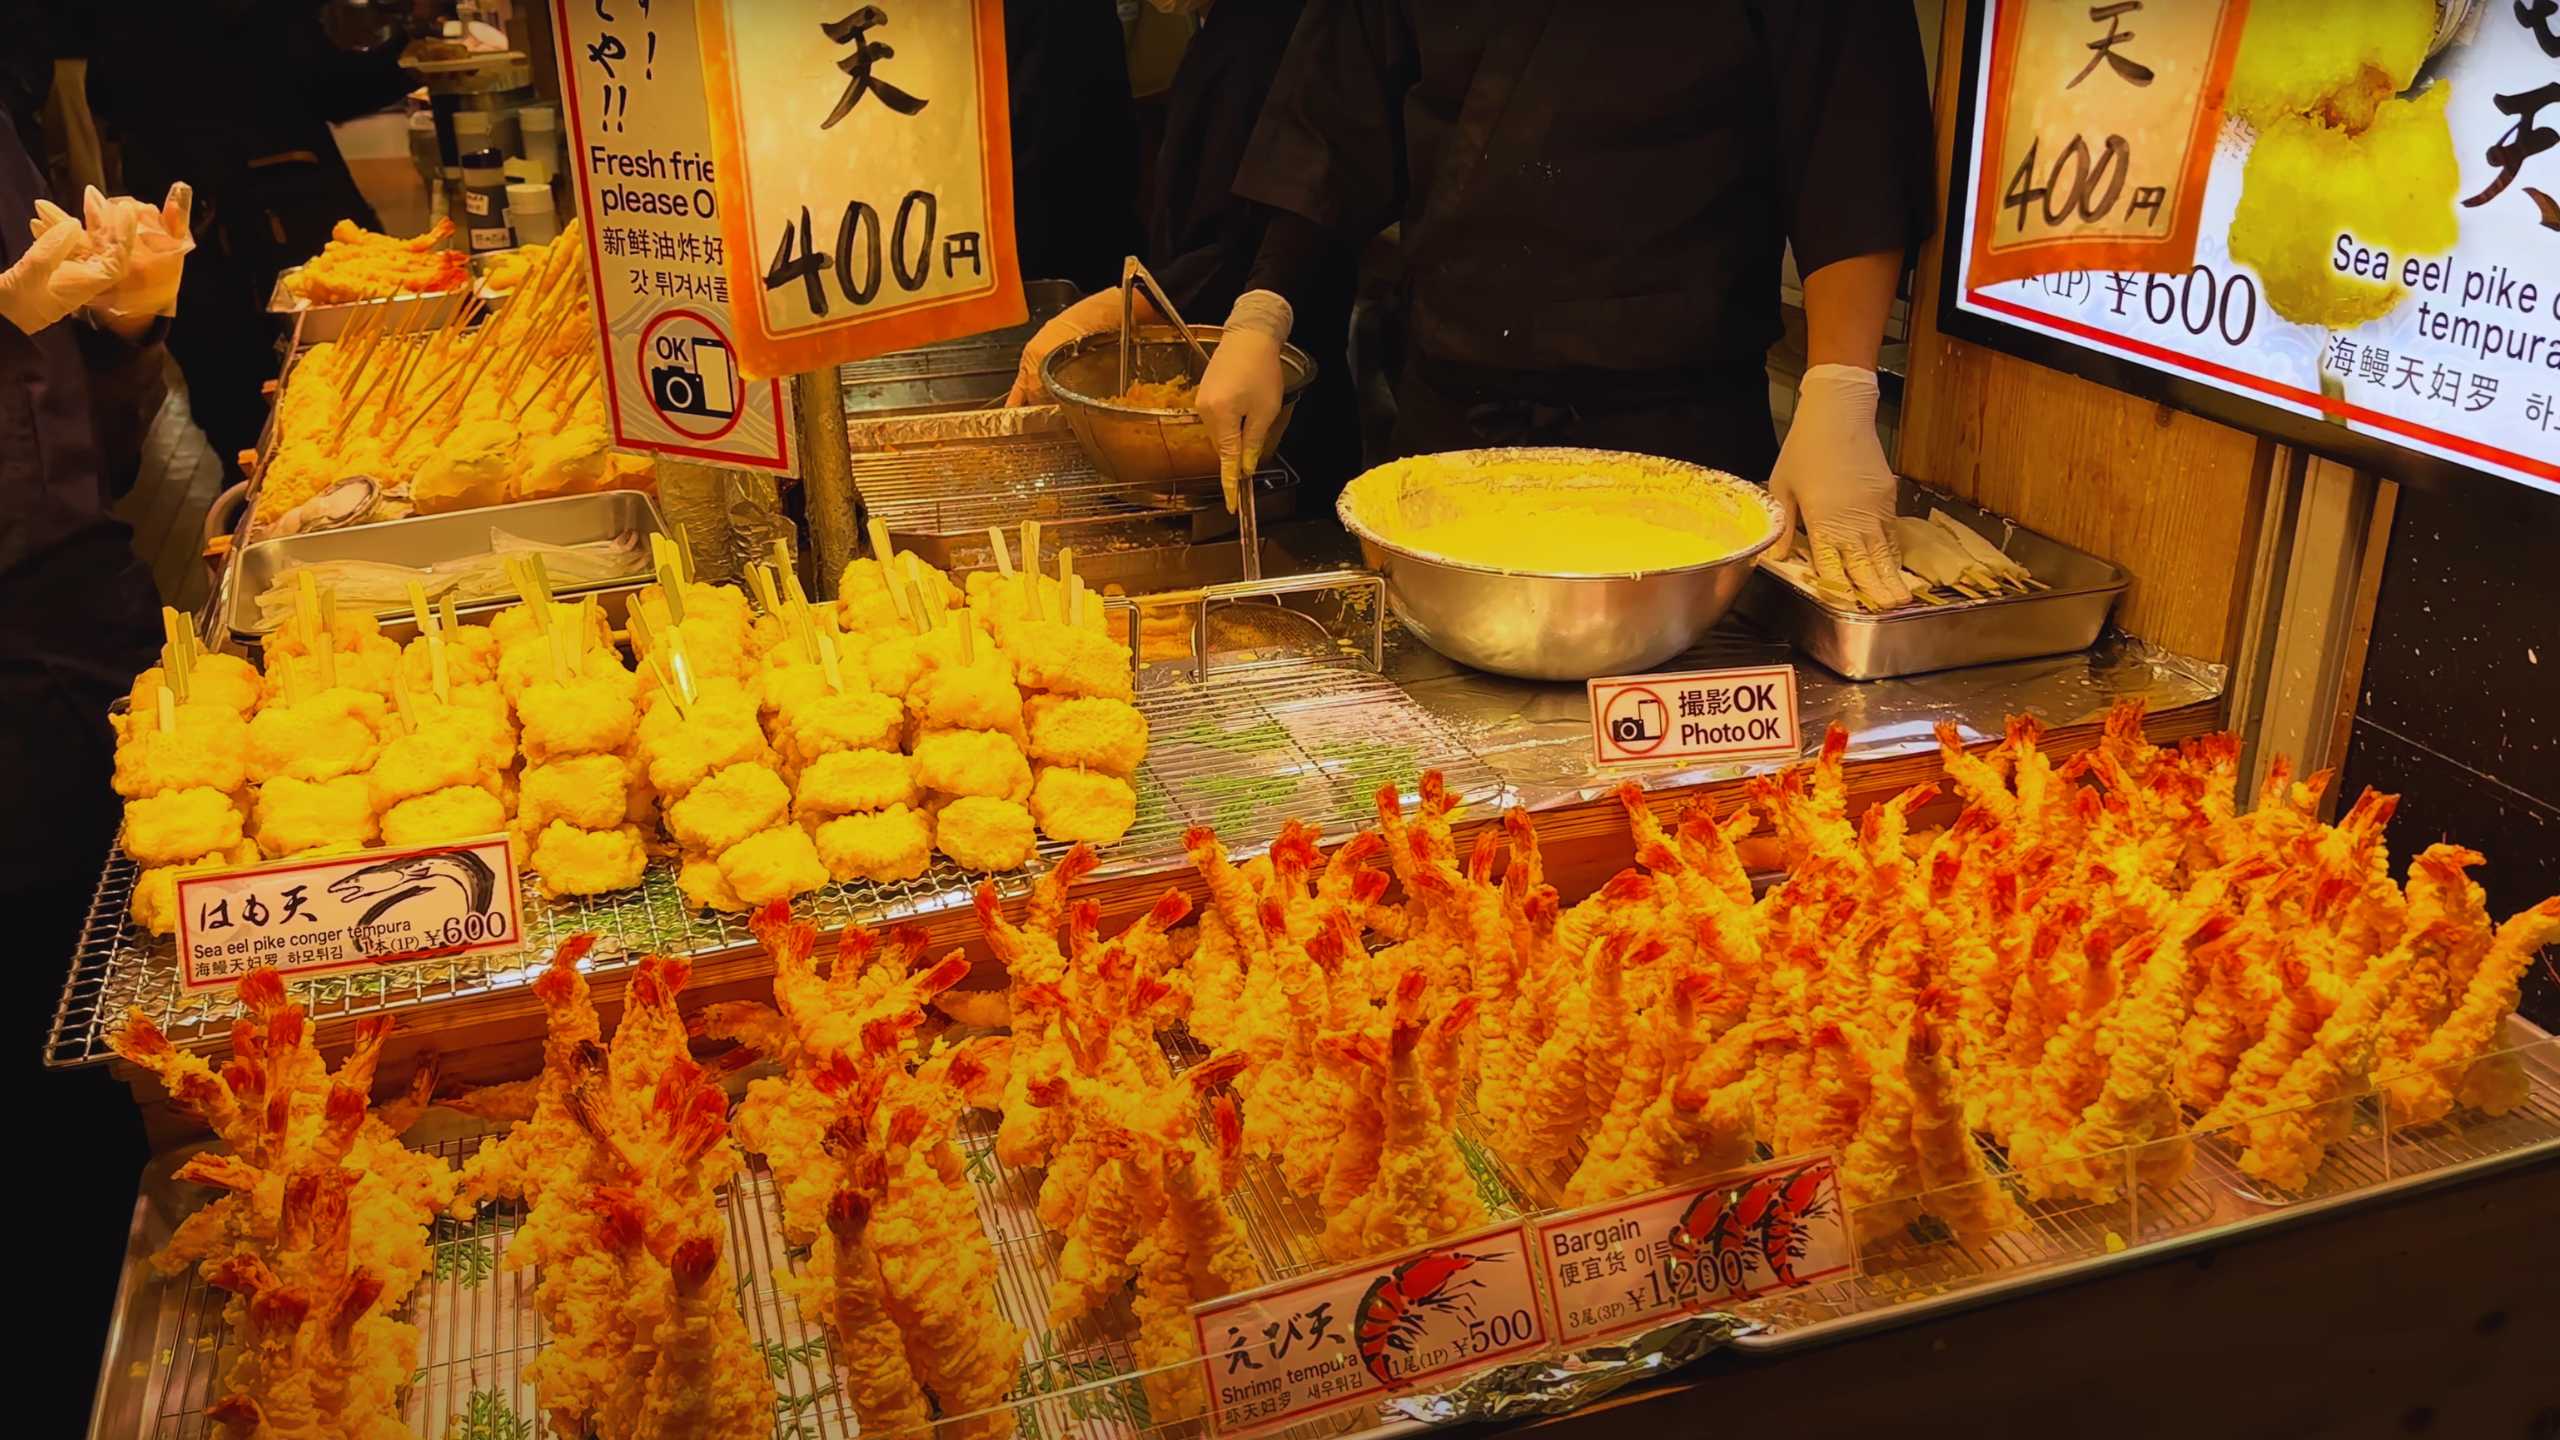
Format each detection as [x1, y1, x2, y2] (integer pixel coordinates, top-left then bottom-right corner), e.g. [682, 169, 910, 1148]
[1531, 1153, 1853, 1347]
[1190, 1220, 1544, 1437]
[175, 836, 524, 994]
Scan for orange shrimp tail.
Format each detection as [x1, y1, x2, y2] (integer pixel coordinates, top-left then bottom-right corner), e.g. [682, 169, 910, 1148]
[1353, 868, 1391, 906]
[669, 1236, 720, 1294]
[1270, 827, 1322, 878]
[591, 1186, 650, 1252]
[2417, 846, 2489, 881]
[1389, 1019, 1425, 1059]
[1256, 896, 1290, 938]
[1188, 1049, 1249, 1092]
[329, 1271, 385, 1344]
[1147, 888, 1193, 931]
[1393, 969, 1429, 1009]
[1468, 827, 1502, 883]
[1601, 869, 1655, 904]
[1332, 831, 1385, 867]
[1420, 770, 1452, 814]
[1306, 923, 1347, 968]
[1914, 983, 1956, 1018]
[1437, 995, 1482, 1038]
[887, 923, 933, 967]
[1525, 887, 1560, 927]
[971, 881, 1007, 930]
[1373, 783, 1404, 825]
[887, 1105, 930, 1148]
[236, 968, 289, 1017]
[747, 899, 796, 948]
[827, 1186, 873, 1240]
[1211, 1094, 1244, 1157]
[1055, 843, 1101, 888]
[916, 952, 972, 999]
[1182, 824, 1222, 856]
[837, 924, 878, 974]
[1819, 724, 1851, 768]
[946, 1049, 990, 1094]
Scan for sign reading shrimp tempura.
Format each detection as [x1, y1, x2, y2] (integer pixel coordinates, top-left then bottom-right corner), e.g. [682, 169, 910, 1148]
[173, 837, 525, 995]
[1189, 1219, 1544, 1437]
[1529, 1153, 1854, 1348]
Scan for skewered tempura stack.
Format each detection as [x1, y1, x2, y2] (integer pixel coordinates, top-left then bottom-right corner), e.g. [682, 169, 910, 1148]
[454, 940, 775, 1440]
[244, 588, 392, 865]
[110, 972, 451, 1440]
[254, 225, 650, 532]
[709, 907, 1025, 1440]
[750, 559, 934, 886]
[114, 613, 261, 934]
[504, 574, 650, 899]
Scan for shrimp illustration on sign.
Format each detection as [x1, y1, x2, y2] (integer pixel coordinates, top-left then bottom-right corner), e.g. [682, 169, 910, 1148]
[1666, 1163, 1836, 1296]
[1352, 1249, 1498, 1387]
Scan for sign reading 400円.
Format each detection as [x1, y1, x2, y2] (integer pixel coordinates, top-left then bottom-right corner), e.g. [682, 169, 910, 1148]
[696, 0, 1026, 379]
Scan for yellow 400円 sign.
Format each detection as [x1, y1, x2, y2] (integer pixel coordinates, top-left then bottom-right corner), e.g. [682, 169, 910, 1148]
[696, 0, 1026, 379]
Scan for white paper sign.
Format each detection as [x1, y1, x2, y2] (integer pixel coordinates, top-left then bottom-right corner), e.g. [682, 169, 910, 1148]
[1191, 1221, 1546, 1437]
[1588, 664, 1800, 767]
[173, 837, 525, 994]
[552, 0, 798, 473]
[1530, 1154, 1853, 1348]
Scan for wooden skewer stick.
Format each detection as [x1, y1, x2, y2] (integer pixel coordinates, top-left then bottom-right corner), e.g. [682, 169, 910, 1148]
[867, 517, 896, 566]
[429, 316, 512, 439]
[670, 522, 696, 585]
[511, 344, 586, 420]
[555, 365, 600, 419]
[987, 525, 1014, 577]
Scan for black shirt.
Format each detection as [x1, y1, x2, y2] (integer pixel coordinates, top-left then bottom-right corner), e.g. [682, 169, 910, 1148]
[1235, 0, 1936, 378]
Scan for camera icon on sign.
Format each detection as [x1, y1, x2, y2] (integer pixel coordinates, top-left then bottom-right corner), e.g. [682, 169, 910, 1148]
[649, 333, 738, 420]
[1610, 697, 1665, 746]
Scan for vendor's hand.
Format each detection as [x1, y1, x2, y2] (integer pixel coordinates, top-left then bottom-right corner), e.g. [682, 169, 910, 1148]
[1006, 290, 1144, 406]
[0, 196, 128, 335]
[1768, 363, 1911, 610]
[1195, 289, 1292, 510]
[87, 183, 194, 324]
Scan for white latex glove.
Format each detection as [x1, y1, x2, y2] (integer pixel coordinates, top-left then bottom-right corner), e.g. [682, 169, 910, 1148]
[88, 183, 195, 322]
[0, 196, 128, 334]
[1194, 288, 1292, 510]
[1768, 363, 1911, 610]
[1006, 289, 1133, 405]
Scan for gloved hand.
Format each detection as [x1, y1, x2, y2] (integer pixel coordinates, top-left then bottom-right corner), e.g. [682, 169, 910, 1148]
[1768, 363, 1911, 610]
[1006, 289, 1145, 406]
[1193, 288, 1292, 511]
[86, 183, 195, 323]
[0, 195, 128, 335]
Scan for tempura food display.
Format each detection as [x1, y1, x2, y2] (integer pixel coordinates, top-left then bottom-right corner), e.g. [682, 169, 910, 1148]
[282, 219, 473, 305]
[109, 974, 451, 1439]
[254, 228, 648, 534]
[103, 538, 1150, 932]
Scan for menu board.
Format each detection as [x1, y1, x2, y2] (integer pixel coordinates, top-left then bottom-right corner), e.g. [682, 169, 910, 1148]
[1947, 0, 2560, 496]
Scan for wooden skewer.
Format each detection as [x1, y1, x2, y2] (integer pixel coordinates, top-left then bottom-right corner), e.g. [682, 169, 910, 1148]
[511, 343, 585, 420]
[555, 365, 600, 419]
[867, 517, 896, 566]
[155, 662, 178, 734]
[988, 526, 1014, 578]
[670, 523, 696, 585]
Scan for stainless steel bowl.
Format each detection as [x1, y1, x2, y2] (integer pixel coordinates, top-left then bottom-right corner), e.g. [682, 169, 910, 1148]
[1041, 324, 1314, 487]
[1336, 447, 1783, 681]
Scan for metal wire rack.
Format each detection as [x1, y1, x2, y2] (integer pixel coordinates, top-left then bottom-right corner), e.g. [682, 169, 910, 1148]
[50, 661, 1504, 1069]
[852, 430, 1291, 568]
[93, 1029, 2560, 1439]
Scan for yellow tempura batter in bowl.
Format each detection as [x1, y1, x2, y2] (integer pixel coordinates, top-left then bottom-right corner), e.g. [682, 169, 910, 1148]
[1337, 447, 1783, 680]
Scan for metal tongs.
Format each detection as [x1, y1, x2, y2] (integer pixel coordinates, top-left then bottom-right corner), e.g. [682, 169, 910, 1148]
[1118, 256, 1259, 579]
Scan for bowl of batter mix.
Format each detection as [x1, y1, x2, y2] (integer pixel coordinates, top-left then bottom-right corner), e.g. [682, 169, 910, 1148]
[1336, 447, 1782, 680]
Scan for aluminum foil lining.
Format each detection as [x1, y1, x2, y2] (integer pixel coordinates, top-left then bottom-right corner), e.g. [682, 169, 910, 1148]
[846, 404, 1069, 450]
[1383, 1312, 1758, 1428]
[1383, 619, 2226, 812]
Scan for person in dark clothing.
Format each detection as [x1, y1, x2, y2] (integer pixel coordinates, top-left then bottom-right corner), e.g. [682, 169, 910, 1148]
[86, 0, 413, 476]
[1194, 1, 1938, 608]
[1008, 0, 1362, 493]
[1005, 0, 1146, 295]
[0, 102, 171, 1435]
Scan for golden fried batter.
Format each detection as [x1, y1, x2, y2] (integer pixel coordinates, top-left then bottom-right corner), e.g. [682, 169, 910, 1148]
[914, 728, 1033, 801]
[519, 752, 633, 834]
[718, 825, 830, 906]
[935, 797, 1036, 873]
[380, 786, 508, 848]
[254, 774, 380, 857]
[667, 763, 792, 854]
[123, 787, 248, 866]
[1026, 696, 1149, 776]
[2228, 0, 2432, 134]
[797, 749, 921, 819]
[1029, 766, 1137, 845]
[528, 822, 647, 897]
[814, 805, 936, 884]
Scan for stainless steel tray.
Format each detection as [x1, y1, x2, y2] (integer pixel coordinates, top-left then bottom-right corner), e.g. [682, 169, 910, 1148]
[1735, 481, 2128, 681]
[836, 277, 1078, 417]
[225, 491, 664, 645]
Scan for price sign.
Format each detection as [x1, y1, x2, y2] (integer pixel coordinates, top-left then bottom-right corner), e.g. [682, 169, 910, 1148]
[1530, 1154, 1853, 1348]
[1966, 0, 2249, 287]
[173, 837, 524, 995]
[1588, 664, 1799, 768]
[1191, 1221, 1545, 1437]
[696, 0, 1026, 379]
[552, 0, 798, 473]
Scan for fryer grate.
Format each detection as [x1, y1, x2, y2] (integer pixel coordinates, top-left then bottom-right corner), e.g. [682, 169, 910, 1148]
[50, 663, 1503, 1068]
[851, 432, 1289, 547]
